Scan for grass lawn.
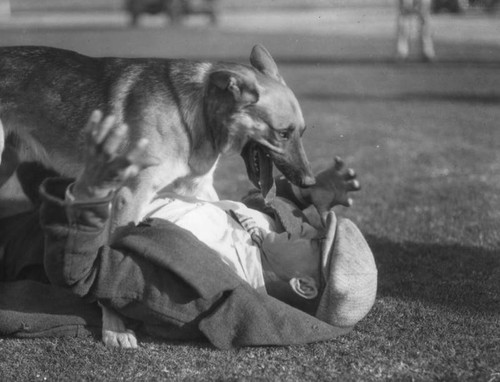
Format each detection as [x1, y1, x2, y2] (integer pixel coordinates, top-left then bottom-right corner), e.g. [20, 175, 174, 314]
[0, 21, 499, 381]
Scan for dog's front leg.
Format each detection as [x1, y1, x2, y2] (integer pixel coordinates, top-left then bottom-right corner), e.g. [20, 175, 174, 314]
[109, 159, 188, 234]
[109, 170, 161, 235]
[100, 304, 138, 348]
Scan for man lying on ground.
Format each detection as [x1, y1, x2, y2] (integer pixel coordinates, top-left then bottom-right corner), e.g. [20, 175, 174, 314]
[0, 112, 377, 349]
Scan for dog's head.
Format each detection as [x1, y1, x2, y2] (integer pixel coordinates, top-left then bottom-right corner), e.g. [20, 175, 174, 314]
[206, 44, 315, 195]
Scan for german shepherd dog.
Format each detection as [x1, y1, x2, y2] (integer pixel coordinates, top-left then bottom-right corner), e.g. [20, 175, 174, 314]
[396, 0, 436, 61]
[0, 44, 316, 347]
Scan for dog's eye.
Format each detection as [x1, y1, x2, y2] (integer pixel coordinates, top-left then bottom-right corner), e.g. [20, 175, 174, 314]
[278, 131, 290, 140]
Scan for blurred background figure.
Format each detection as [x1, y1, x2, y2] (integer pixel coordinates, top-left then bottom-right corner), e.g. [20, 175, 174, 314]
[432, 0, 499, 13]
[396, 0, 436, 61]
[124, 0, 218, 27]
[432, 0, 471, 13]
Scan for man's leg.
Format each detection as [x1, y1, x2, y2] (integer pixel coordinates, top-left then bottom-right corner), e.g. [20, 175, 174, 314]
[419, 0, 436, 61]
[396, 9, 411, 60]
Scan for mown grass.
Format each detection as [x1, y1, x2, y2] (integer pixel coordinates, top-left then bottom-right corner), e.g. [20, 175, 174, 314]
[1, 15, 499, 382]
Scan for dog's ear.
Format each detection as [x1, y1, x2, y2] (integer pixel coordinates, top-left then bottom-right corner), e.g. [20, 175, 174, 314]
[249, 44, 285, 84]
[209, 70, 259, 104]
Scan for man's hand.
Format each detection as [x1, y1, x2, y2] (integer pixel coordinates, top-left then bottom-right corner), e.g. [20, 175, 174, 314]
[72, 110, 156, 200]
[300, 157, 361, 218]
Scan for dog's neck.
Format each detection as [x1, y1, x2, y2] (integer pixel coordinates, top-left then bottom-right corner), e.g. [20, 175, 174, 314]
[169, 61, 221, 175]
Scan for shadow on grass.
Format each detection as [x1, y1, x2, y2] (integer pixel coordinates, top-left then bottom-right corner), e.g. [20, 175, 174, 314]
[366, 235, 500, 314]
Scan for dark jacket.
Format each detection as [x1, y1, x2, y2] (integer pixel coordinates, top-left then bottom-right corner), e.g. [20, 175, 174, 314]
[0, 177, 351, 349]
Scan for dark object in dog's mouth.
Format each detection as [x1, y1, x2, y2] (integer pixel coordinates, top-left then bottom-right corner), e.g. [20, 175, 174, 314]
[241, 142, 274, 197]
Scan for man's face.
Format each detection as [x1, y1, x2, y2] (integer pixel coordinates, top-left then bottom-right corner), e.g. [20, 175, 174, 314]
[261, 230, 321, 283]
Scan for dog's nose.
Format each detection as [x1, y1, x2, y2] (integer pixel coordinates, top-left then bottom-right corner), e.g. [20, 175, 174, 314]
[302, 175, 316, 187]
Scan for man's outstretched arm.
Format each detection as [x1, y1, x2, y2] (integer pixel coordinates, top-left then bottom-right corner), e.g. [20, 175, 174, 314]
[275, 157, 361, 215]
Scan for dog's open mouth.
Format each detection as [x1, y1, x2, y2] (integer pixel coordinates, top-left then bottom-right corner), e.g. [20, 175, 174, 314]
[241, 141, 274, 197]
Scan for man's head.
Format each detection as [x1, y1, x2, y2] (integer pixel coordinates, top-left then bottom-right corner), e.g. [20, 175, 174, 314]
[260, 212, 378, 328]
[261, 230, 323, 314]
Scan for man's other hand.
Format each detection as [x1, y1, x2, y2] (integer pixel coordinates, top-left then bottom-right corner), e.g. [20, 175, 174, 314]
[301, 157, 361, 220]
[73, 110, 156, 200]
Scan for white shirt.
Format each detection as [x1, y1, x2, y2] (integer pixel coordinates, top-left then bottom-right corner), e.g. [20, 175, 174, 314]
[142, 193, 276, 294]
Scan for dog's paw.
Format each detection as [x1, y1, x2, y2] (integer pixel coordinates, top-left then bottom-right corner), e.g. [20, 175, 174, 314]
[102, 328, 138, 348]
[100, 304, 138, 348]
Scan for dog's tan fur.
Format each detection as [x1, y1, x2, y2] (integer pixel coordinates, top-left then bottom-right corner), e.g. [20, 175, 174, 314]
[0, 44, 315, 347]
[396, 0, 436, 61]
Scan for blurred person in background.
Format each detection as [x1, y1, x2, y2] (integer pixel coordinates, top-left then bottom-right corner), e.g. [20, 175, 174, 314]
[396, 0, 436, 61]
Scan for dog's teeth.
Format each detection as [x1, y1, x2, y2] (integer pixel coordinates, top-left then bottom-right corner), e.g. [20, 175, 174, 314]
[253, 154, 259, 171]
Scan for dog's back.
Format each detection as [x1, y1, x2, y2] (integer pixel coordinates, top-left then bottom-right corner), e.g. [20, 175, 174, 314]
[1, 47, 103, 172]
[0, 46, 216, 174]
[0, 46, 214, 219]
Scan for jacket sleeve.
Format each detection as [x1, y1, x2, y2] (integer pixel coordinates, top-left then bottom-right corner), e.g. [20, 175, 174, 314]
[274, 176, 310, 209]
[241, 177, 316, 236]
[39, 178, 114, 298]
[242, 176, 311, 211]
